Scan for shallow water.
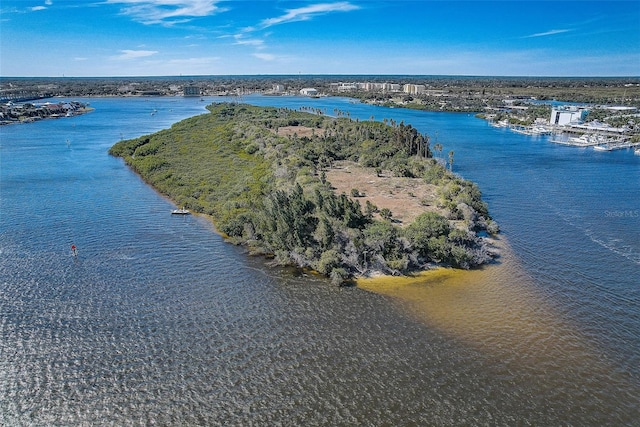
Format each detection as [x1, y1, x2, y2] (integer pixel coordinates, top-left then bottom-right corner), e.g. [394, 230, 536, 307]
[1, 95, 639, 425]
[358, 238, 638, 424]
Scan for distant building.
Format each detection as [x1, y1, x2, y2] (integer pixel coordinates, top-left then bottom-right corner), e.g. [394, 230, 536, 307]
[403, 84, 426, 95]
[383, 83, 401, 92]
[183, 85, 200, 97]
[272, 84, 285, 93]
[300, 88, 318, 96]
[603, 106, 637, 112]
[550, 106, 588, 126]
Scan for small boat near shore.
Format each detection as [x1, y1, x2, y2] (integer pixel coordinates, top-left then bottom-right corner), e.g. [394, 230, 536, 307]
[171, 208, 190, 215]
[593, 145, 613, 151]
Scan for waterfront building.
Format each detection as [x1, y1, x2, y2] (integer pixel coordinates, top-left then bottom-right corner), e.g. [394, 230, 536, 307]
[300, 88, 318, 96]
[550, 106, 588, 126]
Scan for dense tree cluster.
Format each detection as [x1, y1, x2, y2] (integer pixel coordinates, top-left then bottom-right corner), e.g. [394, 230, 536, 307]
[110, 103, 497, 283]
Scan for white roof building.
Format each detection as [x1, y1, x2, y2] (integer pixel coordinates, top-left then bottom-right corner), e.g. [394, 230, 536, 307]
[550, 106, 588, 126]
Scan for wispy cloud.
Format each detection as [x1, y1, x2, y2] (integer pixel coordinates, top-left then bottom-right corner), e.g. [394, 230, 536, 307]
[30, 0, 53, 11]
[248, 2, 360, 31]
[111, 49, 158, 60]
[524, 29, 572, 38]
[253, 53, 275, 61]
[106, 0, 224, 25]
[234, 34, 264, 48]
[167, 56, 220, 66]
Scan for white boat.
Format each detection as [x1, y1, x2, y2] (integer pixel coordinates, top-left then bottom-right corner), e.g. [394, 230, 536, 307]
[635, 148, 640, 155]
[568, 134, 606, 146]
[530, 126, 552, 135]
[171, 208, 190, 215]
[509, 125, 551, 136]
[490, 120, 509, 128]
[593, 145, 612, 151]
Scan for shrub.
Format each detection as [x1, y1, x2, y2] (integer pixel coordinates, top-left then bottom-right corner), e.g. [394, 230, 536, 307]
[316, 249, 342, 275]
[405, 212, 450, 256]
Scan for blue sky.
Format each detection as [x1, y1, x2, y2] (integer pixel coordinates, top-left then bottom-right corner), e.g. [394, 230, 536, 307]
[1, 1, 638, 77]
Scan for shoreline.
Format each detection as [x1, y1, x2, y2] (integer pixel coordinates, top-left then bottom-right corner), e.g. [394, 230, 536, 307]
[0, 105, 94, 126]
[110, 102, 498, 283]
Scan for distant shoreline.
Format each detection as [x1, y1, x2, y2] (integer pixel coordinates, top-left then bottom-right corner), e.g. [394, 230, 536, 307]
[0, 104, 93, 126]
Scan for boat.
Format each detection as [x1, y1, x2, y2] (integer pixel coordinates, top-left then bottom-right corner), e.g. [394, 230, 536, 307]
[530, 126, 552, 135]
[593, 145, 612, 151]
[567, 134, 605, 146]
[509, 125, 551, 136]
[635, 148, 640, 156]
[171, 208, 190, 215]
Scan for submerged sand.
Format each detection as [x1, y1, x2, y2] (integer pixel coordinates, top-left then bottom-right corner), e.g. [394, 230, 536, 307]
[356, 238, 628, 395]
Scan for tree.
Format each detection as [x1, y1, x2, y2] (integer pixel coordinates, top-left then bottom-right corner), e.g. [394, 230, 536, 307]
[405, 211, 451, 257]
[434, 143, 443, 159]
[364, 200, 377, 218]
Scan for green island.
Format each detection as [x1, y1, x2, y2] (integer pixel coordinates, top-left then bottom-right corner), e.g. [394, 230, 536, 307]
[109, 103, 498, 284]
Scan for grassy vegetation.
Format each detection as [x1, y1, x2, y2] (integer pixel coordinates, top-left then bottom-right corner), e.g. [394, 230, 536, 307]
[110, 103, 497, 283]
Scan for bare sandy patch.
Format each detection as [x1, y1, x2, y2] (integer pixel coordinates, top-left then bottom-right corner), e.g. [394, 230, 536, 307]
[273, 125, 322, 138]
[324, 160, 447, 226]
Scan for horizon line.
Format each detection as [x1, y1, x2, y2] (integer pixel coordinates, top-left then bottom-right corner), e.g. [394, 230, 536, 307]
[2, 74, 639, 80]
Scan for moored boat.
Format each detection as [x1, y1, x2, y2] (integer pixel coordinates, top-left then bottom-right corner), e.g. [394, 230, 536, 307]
[171, 208, 190, 215]
[593, 145, 612, 151]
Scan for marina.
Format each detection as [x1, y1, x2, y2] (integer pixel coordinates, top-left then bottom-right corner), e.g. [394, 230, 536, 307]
[549, 132, 639, 151]
[487, 102, 638, 152]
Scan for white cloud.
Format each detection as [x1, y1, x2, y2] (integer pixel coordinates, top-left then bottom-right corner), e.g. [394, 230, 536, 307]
[30, 0, 52, 11]
[524, 29, 571, 38]
[111, 49, 158, 60]
[106, 0, 224, 25]
[253, 53, 275, 61]
[252, 2, 359, 30]
[234, 34, 264, 48]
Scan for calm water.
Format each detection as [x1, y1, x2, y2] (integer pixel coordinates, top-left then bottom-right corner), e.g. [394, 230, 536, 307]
[1, 95, 639, 426]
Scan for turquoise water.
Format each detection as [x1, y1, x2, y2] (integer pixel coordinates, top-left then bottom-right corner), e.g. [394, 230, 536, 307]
[1, 95, 639, 425]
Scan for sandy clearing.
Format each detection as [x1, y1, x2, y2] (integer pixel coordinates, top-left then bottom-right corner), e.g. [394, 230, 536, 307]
[324, 160, 447, 226]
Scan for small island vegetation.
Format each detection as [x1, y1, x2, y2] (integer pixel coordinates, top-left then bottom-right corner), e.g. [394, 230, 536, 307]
[109, 103, 498, 284]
